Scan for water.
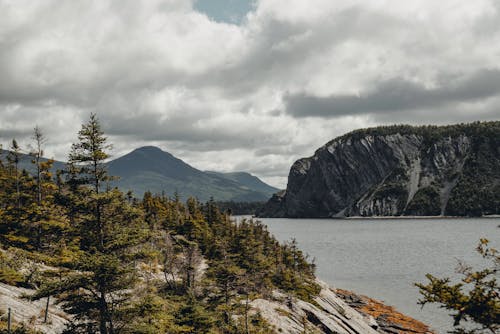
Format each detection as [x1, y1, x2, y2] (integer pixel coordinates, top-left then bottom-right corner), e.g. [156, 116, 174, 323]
[238, 217, 500, 333]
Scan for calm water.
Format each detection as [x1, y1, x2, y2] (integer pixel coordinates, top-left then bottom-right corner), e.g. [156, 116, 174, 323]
[237, 217, 499, 333]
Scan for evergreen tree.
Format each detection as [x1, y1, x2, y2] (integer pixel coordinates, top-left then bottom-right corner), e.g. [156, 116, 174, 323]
[33, 114, 147, 334]
[416, 239, 499, 334]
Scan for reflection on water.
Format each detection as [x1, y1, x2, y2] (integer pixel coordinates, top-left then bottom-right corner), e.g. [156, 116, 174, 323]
[235, 216, 499, 334]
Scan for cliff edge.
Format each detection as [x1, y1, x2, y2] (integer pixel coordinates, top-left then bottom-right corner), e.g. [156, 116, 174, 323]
[258, 122, 500, 218]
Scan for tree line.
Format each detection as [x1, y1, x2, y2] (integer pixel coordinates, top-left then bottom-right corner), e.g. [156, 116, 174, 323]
[0, 114, 318, 334]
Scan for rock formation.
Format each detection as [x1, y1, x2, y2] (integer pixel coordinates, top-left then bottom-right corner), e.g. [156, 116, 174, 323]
[251, 281, 433, 334]
[258, 122, 499, 217]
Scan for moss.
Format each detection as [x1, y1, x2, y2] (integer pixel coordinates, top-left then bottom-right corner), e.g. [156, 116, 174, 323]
[405, 186, 441, 216]
[0, 251, 24, 286]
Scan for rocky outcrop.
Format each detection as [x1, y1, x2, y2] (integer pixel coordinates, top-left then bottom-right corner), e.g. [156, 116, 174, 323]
[251, 281, 433, 334]
[0, 283, 69, 333]
[0, 279, 432, 334]
[335, 289, 432, 334]
[258, 122, 500, 218]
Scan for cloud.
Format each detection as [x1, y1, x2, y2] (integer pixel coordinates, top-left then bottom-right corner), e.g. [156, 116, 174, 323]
[0, 0, 499, 188]
[285, 69, 500, 118]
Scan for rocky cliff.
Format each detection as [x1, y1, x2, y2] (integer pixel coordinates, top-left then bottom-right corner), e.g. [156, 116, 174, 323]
[258, 122, 500, 218]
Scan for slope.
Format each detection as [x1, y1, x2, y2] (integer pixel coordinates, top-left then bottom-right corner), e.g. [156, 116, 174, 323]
[258, 121, 500, 218]
[107, 146, 274, 201]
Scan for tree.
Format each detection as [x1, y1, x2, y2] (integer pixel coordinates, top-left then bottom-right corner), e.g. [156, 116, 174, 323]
[28, 126, 62, 250]
[68, 113, 111, 194]
[416, 239, 499, 334]
[1, 140, 33, 248]
[33, 114, 147, 334]
[7, 139, 22, 210]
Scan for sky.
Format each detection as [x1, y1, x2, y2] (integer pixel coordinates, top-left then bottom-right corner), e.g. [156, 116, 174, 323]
[0, 0, 499, 188]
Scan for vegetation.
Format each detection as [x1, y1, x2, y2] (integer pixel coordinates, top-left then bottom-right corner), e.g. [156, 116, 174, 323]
[215, 201, 266, 215]
[405, 186, 441, 216]
[106, 146, 277, 202]
[0, 114, 318, 333]
[338, 121, 500, 216]
[416, 239, 500, 334]
[337, 121, 499, 145]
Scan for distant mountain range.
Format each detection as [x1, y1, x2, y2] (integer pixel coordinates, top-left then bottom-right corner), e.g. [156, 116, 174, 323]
[1, 146, 278, 202]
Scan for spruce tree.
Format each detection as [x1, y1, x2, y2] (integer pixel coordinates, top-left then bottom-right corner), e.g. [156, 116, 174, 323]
[33, 114, 147, 334]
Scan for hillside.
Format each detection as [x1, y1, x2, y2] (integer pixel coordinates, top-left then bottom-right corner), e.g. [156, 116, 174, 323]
[107, 146, 278, 201]
[0, 149, 66, 174]
[258, 121, 500, 218]
[0, 146, 277, 202]
[206, 171, 279, 196]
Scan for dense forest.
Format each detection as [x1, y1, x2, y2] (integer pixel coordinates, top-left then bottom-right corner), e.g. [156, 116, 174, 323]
[0, 115, 318, 334]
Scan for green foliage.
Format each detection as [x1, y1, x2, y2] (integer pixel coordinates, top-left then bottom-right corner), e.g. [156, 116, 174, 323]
[338, 121, 499, 146]
[446, 130, 500, 216]
[405, 186, 441, 216]
[0, 115, 319, 334]
[0, 327, 41, 334]
[416, 239, 500, 333]
[0, 251, 24, 286]
[337, 121, 500, 217]
[216, 201, 266, 215]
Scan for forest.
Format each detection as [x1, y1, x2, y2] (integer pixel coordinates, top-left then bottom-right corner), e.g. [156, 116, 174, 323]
[0, 114, 318, 334]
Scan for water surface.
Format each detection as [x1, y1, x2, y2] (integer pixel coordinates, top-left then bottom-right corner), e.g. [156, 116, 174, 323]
[239, 217, 499, 333]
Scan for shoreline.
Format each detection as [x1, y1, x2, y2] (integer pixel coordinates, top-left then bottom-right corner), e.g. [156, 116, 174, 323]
[251, 215, 500, 220]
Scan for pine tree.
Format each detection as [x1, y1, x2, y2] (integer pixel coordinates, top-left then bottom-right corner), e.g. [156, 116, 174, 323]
[33, 114, 147, 334]
[7, 139, 22, 210]
[27, 126, 64, 250]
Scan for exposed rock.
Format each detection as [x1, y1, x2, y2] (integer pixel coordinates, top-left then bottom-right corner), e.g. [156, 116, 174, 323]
[0, 283, 69, 334]
[251, 281, 434, 334]
[336, 289, 433, 334]
[258, 122, 500, 218]
[0, 279, 433, 334]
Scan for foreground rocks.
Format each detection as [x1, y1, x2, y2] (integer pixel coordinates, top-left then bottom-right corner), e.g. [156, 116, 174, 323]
[335, 289, 433, 334]
[251, 281, 433, 334]
[0, 283, 68, 334]
[1, 279, 433, 334]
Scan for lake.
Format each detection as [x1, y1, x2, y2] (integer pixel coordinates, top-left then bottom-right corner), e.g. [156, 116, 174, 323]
[236, 217, 499, 333]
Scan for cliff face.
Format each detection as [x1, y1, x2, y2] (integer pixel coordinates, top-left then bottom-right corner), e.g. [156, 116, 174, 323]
[258, 122, 500, 218]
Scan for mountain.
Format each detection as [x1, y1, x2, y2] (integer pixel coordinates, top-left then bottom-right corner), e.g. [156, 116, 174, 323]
[205, 171, 279, 195]
[0, 149, 65, 174]
[258, 121, 500, 218]
[1, 146, 277, 202]
[107, 146, 277, 201]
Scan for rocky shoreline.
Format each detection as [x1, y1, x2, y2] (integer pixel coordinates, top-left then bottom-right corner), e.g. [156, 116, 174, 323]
[251, 280, 433, 334]
[335, 289, 433, 334]
[1, 280, 433, 334]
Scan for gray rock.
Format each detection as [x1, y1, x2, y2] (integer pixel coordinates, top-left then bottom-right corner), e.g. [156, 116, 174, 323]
[257, 123, 500, 218]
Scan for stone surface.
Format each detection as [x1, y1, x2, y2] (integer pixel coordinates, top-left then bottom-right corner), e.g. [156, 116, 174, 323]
[257, 123, 499, 218]
[251, 281, 434, 334]
[0, 283, 69, 334]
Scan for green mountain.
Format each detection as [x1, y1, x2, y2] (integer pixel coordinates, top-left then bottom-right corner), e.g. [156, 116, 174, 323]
[205, 171, 279, 195]
[1, 146, 278, 202]
[0, 149, 65, 173]
[106, 146, 278, 201]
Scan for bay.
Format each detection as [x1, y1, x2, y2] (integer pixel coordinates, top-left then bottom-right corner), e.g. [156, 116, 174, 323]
[237, 217, 500, 333]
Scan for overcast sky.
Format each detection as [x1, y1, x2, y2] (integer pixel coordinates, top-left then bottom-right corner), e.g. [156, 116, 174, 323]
[1, 0, 499, 188]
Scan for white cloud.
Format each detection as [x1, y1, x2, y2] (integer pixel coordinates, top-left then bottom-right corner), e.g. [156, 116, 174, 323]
[0, 0, 499, 189]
